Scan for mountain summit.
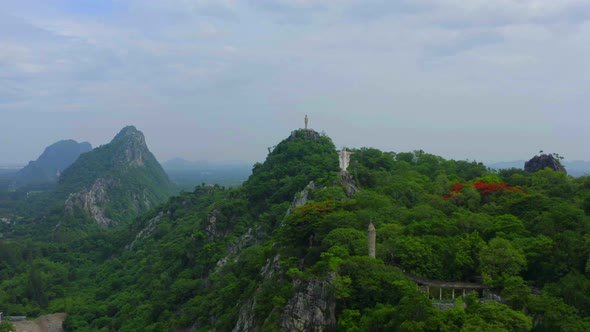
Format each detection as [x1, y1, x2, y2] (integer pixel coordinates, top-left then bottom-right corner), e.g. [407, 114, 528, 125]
[59, 126, 173, 228]
[244, 128, 339, 210]
[110, 125, 150, 166]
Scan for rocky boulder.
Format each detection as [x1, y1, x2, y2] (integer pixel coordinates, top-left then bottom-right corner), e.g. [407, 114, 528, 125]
[524, 154, 566, 174]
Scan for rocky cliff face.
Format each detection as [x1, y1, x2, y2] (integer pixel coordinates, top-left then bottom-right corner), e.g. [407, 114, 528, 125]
[524, 154, 567, 173]
[231, 254, 336, 332]
[232, 255, 282, 332]
[284, 181, 316, 219]
[127, 211, 165, 249]
[230, 179, 340, 332]
[65, 178, 114, 227]
[280, 276, 337, 332]
[340, 171, 359, 198]
[111, 126, 149, 167]
[205, 209, 223, 241]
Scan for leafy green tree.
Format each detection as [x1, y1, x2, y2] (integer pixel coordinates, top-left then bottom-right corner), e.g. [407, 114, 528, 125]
[337, 256, 412, 310]
[394, 236, 442, 278]
[516, 234, 554, 283]
[0, 321, 16, 332]
[479, 238, 526, 288]
[337, 309, 361, 331]
[453, 231, 485, 279]
[546, 272, 590, 316]
[484, 214, 527, 239]
[465, 301, 532, 331]
[528, 294, 589, 331]
[530, 168, 573, 198]
[501, 275, 530, 310]
[437, 299, 468, 331]
[322, 228, 365, 256]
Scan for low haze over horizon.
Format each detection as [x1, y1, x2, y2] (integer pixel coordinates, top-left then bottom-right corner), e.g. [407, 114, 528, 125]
[2, 1, 589, 165]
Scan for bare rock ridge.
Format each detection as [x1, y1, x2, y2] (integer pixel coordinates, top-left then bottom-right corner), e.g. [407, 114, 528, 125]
[111, 125, 148, 167]
[64, 178, 114, 227]
[524, 153, 567, 174]
[280, 276, 336, 332]
[339, 171, 359, 198]
[60, 126, 172, 227]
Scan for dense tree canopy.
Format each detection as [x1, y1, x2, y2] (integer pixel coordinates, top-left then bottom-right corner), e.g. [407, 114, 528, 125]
[0, 133, 589, 331]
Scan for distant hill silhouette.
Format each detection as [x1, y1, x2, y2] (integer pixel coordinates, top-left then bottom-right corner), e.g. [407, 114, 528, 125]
[15, 139, 92, 185]
[487, 160, 590, 177]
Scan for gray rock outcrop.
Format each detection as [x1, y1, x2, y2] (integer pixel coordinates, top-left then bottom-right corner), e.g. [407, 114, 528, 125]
[284, 181, 316, 219]
[232, 254, 282, 332]
[280, 276, 337, 332]
[524, 154, 566, 173]
[339, 171, 359, 198]
[65, 178, 114, 227]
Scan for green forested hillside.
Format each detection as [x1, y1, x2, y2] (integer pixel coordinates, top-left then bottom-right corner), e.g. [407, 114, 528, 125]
[58, 126, 172, 197]
[54, 127, 173, 232]
[1, 129, 590, 331]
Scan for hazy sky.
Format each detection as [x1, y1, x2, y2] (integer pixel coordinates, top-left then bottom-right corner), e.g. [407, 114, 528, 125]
[2, 0, 590, 165]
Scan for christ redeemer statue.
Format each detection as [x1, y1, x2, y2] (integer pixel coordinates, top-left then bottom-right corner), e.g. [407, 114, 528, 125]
[339, 148, 353, 172]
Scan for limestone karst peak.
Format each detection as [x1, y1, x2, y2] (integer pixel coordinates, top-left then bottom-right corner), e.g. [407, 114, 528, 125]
[57, 125, 173, 228]
[107, 126, 152, 167]
[112, 125, 145, 143]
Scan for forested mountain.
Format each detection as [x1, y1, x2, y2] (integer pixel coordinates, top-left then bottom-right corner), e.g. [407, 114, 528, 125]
[55, 126, 174, 229]
[1, 128, 590, 331]
[15, 139, 92, 185]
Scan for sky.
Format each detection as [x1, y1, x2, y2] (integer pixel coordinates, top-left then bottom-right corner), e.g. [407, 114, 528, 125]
[1, 0, 590, 165]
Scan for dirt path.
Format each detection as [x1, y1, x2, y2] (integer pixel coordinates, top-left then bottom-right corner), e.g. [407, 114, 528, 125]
[12, 313, 67, 332]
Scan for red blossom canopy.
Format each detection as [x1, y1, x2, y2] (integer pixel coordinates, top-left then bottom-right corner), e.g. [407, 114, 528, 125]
[444, 181, 524, 200]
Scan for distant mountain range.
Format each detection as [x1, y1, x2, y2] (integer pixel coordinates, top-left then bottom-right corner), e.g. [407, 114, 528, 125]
[486, 160, 590, 177]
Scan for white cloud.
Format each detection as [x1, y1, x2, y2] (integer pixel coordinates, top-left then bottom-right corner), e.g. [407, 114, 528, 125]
[0, 0, 589, 163]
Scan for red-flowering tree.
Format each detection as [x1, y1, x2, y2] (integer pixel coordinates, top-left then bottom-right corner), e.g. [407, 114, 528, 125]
[444, 182, 524, 200]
